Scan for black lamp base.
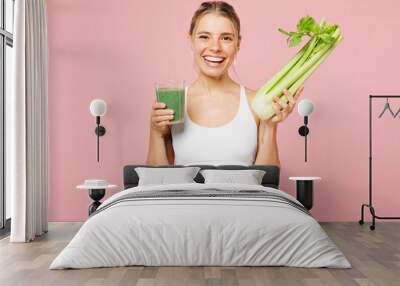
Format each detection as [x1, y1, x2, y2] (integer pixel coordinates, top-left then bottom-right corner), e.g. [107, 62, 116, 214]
[88, 189, 106, 215]
[298, 126, 309, 136]
[296, 181, 313, 210]
[95, 126, 106, 136]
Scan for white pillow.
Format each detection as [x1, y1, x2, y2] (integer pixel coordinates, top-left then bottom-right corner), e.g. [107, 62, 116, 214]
[135, 167, 201, 186]
[200, 169, 266, 185]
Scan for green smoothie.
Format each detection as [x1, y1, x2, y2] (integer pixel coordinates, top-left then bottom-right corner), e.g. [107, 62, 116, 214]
[156, 88, 185, 124]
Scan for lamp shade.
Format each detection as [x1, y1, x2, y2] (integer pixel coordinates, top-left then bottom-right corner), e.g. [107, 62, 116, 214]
[89, 99, 107, 117]
[298, 99, 314, 117]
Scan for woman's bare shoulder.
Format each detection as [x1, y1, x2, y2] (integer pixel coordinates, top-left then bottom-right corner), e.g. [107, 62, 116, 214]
[244, 87, 260, 127]
[245, 87, 257, 98]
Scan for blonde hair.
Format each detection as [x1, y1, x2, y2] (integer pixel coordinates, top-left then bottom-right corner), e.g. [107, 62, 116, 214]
[189, 1, 241, 41]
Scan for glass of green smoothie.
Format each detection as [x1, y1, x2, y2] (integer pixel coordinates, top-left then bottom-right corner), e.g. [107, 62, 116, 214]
[155, 80, 185, 124]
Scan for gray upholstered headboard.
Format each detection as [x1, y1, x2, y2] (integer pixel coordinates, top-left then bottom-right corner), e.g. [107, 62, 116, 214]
[123, 165, 280, 189]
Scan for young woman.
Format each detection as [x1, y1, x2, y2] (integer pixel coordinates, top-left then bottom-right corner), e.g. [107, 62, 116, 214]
[147, 1, 304, 167]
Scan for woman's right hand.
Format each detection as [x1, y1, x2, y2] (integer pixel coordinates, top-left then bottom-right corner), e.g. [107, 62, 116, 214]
[150, 101, 175, 137]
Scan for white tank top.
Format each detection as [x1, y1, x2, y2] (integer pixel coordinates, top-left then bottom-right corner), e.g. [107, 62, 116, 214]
[171, 85, 258, 166]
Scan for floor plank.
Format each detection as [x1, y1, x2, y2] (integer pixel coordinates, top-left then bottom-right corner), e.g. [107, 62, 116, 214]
[0, 222, 399, 286]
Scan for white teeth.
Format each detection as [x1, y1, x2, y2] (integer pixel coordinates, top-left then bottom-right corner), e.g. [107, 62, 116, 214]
[204, 56, 225, 63]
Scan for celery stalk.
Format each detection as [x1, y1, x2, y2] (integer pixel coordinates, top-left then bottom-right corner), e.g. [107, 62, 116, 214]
[281, 34, 343, 105]
[256, 43, 308, 96]
[251, 16, 342, 120]
[295, 36, 318, 69]
[288, 34, 343, 95]
[252, 43, 333, 119]
[266, 34, 343, 118]
[253, 43, 338, 119]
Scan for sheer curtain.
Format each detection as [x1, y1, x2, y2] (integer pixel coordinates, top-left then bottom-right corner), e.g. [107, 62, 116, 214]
[8, 0, 49, 242]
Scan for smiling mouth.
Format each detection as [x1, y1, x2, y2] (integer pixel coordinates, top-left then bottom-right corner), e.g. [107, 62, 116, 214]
[203, 56, 226, 66]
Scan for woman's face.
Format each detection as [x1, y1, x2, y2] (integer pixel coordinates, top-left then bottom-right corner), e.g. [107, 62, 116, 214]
[190, 13, 240, 79]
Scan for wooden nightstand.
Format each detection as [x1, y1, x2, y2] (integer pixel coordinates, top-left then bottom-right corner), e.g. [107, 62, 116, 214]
[289, 176, 321, 210]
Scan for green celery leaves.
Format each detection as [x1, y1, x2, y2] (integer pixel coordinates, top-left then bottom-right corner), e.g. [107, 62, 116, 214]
[278, 16, 338, 48]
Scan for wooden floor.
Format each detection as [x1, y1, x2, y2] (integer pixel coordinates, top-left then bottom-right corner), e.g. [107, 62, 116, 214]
[0, 222, 399, 286]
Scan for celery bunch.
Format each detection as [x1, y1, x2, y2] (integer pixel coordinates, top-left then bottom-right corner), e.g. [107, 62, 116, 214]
[251, 16, 343, 120]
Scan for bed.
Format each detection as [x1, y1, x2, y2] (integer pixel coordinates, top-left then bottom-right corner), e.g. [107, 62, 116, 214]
[50, 164, 351, 269]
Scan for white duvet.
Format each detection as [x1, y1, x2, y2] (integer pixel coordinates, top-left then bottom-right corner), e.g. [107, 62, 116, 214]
[50, 183, 351, 269]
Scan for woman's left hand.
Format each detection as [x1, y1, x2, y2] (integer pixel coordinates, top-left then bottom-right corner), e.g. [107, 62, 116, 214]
[265, 86, 305, 127]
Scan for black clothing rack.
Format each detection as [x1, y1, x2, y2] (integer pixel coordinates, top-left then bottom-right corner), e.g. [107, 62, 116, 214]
[359, 95, 400, 230]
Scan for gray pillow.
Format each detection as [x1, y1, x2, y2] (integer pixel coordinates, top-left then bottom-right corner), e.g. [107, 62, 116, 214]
[200, 169, 266, 185]
[135, 167, 201, 186]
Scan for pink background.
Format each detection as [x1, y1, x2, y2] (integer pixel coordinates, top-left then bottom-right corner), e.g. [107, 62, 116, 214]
[46, 0, 400, 221]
